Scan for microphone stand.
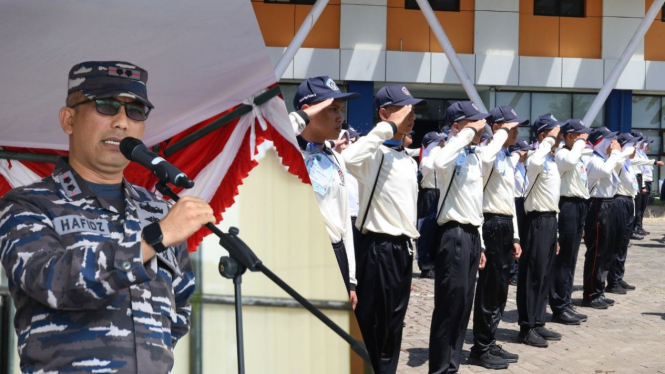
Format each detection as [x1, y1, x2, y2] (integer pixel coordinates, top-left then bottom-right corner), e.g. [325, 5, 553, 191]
[154, 181, 370, 374]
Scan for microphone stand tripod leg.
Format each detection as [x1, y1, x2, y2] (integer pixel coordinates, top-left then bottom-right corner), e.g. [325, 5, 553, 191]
[234, 273, 245, 374]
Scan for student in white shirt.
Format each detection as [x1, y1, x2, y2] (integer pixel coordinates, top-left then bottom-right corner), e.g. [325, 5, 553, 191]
[516, 114, 563, 348]
[582, 127, 624, 310]
[607, 133, 639, 295]
[549, 119, 592, 326]
[470, 106, 525, 370]
[508, 140, 534, 284]
[416, 131, 447, 279]
[428, 101, 489, 374]
[343, 84, 425, 374]
[289, 76, 360, 308]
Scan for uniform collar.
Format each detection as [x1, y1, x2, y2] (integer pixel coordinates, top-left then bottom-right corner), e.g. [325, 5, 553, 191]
[297, 135, 333, 155]
[52, 157, 143, 204]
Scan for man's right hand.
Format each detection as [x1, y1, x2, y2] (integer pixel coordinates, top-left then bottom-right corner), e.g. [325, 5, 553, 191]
[467, 119, 487, 134]
[608, 139, 621, 154]
[302, 98, 334, 119]
[500, 121, 519, 131]
[547, 125, 560, 139]
[386, 105, 414, 134]
[159, 197, 216, 247]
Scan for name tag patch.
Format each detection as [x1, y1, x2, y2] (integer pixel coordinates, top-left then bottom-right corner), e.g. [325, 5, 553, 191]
[54, 215, 110, 235]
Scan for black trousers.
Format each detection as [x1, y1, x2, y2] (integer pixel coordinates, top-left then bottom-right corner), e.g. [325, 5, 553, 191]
[549, 197, 588, 314]
[417, 188, 440, 270]
[429, 222, 481, 374]
[332, 240, 351, 293]
[634, 174, 645, 230]
[638, 181, 651, 227]
[510, 197, 527, 280]
[608, 196, 634, 287]
[472, 215, 514, 354]
[517, 212, 557, 328]
[583, 198, 616, 301]
[354, 231, 413, 374]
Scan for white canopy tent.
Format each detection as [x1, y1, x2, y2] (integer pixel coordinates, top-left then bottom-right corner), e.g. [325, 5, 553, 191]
[0, 0, 277, 150]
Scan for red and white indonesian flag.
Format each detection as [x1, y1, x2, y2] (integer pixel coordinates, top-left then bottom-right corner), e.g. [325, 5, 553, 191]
[0, 0, 307, 250]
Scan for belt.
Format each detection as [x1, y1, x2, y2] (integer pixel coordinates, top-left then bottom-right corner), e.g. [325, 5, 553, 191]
[560, 196, 588, 202]
[440, 221, 479, 231]
[614, 194, 634, 199]
[526, 211, 556, 218]
[483, 213, 513, 221]
[590, 197, 614, 203]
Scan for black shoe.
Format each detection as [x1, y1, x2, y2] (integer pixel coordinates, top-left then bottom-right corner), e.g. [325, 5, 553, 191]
[420, 268, 435, 279]
[581, 297, 609, 309]
[619, 280, 636, 290]
[606, 284, 627, 295]
[468, 350, 510, 370]
[600, 295, 615, 306]
[518, 329, 548, 348]
[552, 311, 582, 325]
[638, 228, 649, 236]
[631, 232, 644, 240]
[566, 307, 587, 322]
[490, 344, 519, 363]
[509, 278, 517, 286]
[534, 326, 562, 341]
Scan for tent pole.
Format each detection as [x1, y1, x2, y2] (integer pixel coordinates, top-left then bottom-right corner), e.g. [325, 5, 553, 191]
[583, 0, 665, 126]
[274, 0, 330, 80]
[415, 0, 490, 124]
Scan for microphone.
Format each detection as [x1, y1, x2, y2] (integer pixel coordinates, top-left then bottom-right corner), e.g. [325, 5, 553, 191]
[120, 137, 195, 189]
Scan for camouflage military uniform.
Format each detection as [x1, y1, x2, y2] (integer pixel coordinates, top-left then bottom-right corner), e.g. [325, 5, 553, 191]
[0, 158, 195, 374]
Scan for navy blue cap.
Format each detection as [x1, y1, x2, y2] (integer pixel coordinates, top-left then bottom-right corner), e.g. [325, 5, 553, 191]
[488, 106, 529, 126]
[68, 61, 154, 108]
[374, 85, 426, 112]
[561, 119, 592, 134]
[617, 133, 638, 147]
[508, 139, 535, 153]
[422, 131, 446, 147]
[644, 136, 654, 144]
[441, 125, 451, 136]
[630, 131, 644, 141]
[480, 132, 491, 143]
[347, 127, 359, 139]
[444, 101, 491, 127]
[293, 76, 360, 110]
[588, 127, 619, 145]
[532, 113, 564, 135]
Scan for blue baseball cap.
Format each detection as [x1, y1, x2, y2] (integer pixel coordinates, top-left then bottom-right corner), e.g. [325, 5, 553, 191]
[588, 127, 619, 145]
[509, 139, 535, 153]
[532, 113, 564, 135]
[293, 76, 360, 110]
[630, 131, 644, 141]
[374, 85, 426, 112]
[443, 101, 491, 127]
[422, 131, 446, 147]
[561, 119, 592, 134]
[617, 133, 639, 147]
[68, 61, 154, 108]
[488, 106, 529, 126]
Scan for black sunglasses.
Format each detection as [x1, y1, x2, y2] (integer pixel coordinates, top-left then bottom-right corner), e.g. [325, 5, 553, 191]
[70, 98, 151, 121]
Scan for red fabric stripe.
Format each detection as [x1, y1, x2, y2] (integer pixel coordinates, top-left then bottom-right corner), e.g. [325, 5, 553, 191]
[0, 94, 307, 252]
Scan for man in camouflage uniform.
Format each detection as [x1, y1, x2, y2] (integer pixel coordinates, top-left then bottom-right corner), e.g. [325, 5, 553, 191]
[0, 61, 215, 373]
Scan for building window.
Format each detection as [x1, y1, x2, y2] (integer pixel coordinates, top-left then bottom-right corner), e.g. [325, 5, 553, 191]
[405, 0, 460, 12]
[264, 0, 316, 4]
[534, 0, 584, 17]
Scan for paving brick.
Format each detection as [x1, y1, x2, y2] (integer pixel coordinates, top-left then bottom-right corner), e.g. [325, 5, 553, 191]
[397, 221, 665, 374]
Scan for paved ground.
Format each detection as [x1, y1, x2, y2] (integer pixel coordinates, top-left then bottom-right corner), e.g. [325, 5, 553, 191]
[398, 220, 665, 374]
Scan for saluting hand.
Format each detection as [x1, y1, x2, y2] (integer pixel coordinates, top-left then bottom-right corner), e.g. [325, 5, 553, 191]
[302, 98, 334, 119]
[513, 243, 522, 260]
[500, 121, 520, 131]
[608, 140, 621, 154]
[387, 105, 414, 135]
[479, 252, 487, 270]
[556, 242, 560, 255]
[656, 161, 664, 166]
